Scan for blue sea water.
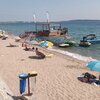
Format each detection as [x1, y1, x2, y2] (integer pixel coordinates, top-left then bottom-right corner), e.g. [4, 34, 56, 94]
[0, 20, 100, 61]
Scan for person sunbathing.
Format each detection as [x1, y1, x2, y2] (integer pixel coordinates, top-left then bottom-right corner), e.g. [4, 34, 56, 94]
[24, 44, 31, 51]
[78, 72, 96, 84]
[35, 48, 45, 59]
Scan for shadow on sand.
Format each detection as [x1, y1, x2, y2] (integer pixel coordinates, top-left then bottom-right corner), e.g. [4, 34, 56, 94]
[6, 45, 19, 47]
[29, 56, 45, 59]
[7, 92, 29, 100]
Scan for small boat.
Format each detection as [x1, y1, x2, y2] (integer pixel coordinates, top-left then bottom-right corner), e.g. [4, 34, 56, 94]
[79, 40, 91, 47]
[59, 43, 69, 48]
[87, 38, 100, 43]
[19, 13, 72, 47]
[82, 34, 100, 43]
[64, 41, 76, 47]
[19, 22, 70, 46]
[79, 34, 100, 47]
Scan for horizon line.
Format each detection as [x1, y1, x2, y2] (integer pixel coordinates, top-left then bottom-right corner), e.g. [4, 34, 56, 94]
[1, 19, 100, 23]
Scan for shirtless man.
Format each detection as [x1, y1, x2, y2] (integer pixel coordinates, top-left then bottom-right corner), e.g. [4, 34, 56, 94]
[35, 48, 45, 59]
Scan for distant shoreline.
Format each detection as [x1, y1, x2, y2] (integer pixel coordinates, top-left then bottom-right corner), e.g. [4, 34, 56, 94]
[1, 19, 100, 24]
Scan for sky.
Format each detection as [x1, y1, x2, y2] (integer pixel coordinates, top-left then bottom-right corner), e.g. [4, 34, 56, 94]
[0, 0, 100, 22]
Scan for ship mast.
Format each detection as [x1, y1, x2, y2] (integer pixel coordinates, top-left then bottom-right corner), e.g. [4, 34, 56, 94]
[46, 11, 50, 31]
[33, 14, 37, 32]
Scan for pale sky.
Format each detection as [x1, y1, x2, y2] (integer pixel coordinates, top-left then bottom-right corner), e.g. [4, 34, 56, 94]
[0, 0, 100, 22]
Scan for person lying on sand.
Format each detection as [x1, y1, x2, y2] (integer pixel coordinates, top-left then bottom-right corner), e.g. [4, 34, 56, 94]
[35, 48, 45, 59]
[78, 72, 96, 84]
[24, 44, 31, 51]
[24, 44, 34, 51]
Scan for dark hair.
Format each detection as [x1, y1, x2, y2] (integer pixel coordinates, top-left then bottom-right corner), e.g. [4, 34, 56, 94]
[84, 72, 91, 78]
[36, 48, 38, 50]
[32, 47, 34, 50]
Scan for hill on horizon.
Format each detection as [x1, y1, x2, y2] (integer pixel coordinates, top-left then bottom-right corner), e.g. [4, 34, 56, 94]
[1, 19, 100, 24]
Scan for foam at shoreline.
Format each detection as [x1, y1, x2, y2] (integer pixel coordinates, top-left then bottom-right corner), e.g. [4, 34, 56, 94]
[48, 47, 97, 62]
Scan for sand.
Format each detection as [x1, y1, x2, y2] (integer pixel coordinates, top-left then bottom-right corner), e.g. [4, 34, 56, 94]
[0, 77, 13, 100]
[0, 36, 100, 100]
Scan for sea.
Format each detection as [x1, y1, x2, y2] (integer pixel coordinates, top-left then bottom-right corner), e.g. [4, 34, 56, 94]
[0, 20, 100, 62]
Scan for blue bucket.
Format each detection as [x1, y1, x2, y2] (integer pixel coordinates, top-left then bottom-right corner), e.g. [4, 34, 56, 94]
[19, 73, 28, 94]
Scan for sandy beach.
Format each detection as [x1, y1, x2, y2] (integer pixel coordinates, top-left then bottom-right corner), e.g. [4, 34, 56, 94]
[0, 36, 100, 100]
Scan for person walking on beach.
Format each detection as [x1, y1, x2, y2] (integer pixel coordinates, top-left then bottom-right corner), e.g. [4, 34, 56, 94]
[35, 48, 45, 59]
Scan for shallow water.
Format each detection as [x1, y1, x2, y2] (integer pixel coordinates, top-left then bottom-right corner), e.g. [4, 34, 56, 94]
[0, 20, 100, 60]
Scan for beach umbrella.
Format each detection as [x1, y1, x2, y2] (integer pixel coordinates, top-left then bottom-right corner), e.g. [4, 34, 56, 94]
[86, 61, 100, 80]
[86, 61, 100, 72]
[40, 41, 53, 47]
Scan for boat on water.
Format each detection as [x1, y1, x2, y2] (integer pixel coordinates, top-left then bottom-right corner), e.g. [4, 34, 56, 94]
[87, 38, 100, 43]
[79, 34, 100, 47]
[20, 22, 69, 38]
[79, 40, 91, 47]
[19, 22, 73, 46]
[82, 34, 100, 43]
[19, 12, 75, 47]
[59, 43, 70, 48]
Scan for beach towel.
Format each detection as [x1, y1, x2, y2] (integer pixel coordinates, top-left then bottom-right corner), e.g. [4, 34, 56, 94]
[46, 54, 54, 58]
